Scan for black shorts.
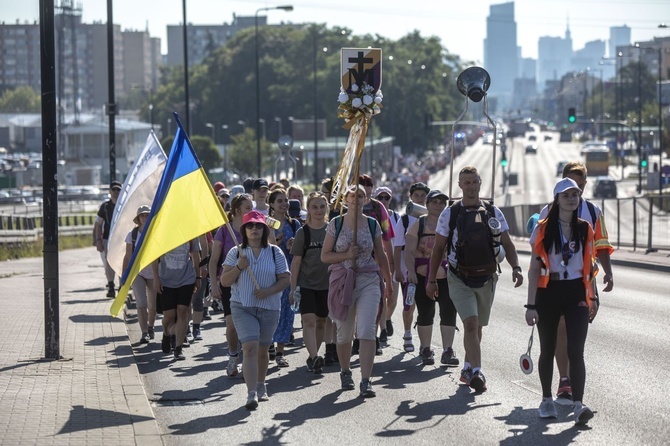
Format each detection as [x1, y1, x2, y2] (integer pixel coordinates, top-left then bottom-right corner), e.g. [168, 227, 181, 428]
[299, 288, 329, 318]
[158, 284, 195, 311]
[220, 285, 232, 317]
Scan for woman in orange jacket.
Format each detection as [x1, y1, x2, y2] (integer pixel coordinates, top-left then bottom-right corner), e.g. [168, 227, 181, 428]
[526, 178, 598, 426]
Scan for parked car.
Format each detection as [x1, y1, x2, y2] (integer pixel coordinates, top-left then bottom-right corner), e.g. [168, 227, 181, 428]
[556, 160, 568, 176]
[528, 134, 537, 141]
[593, 177, 617, 198]
[544, 134, 552, 141]
[525, 144, 538, 154]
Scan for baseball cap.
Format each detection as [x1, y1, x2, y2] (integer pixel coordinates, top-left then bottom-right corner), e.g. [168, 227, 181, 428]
[217, 188, 230, 198]
[242, 210, 267, 227]
[553, 178, 580, 196]
[426, 189, 448, 202]
[288, 199, 302, 218]
[373, 186, 392, 198]
[133, 205, 151, 224]
[252, 178, 269, 190]
[110, 180, 122, 190]
[213, 181, 225, 193]
[409, 182, 430, 194]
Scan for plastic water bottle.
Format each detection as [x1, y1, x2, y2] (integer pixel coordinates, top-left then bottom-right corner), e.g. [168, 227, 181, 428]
[405, 283, 416, 306]
[291, 286, 301, 313]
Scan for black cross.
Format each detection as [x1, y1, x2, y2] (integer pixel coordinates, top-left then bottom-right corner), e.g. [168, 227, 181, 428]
[348, 51, 373, 87]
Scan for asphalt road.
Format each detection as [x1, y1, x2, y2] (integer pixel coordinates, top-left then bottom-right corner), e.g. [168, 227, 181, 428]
[127, 258, 670, 445]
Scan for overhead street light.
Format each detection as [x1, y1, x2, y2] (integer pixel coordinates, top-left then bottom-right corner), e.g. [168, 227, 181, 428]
[255, 5, 293, 178]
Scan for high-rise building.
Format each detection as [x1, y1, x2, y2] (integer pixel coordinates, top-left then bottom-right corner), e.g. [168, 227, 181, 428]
[609, 25, 631, 59]
[537, 23, 573, 92]
[571, 40, 607, 73]
[0, 20, 41, 94]
[483, 1, 518, 109]
[166, 14, 260, 67]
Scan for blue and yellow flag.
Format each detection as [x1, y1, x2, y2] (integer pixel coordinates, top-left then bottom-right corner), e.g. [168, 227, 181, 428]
[110, 115, 227, 317]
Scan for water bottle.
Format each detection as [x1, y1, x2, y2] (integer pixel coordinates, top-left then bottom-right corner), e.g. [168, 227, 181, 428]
[291, 286, 301, 313]
[405, 283, 416, 306]
[265, 216, 281, 230]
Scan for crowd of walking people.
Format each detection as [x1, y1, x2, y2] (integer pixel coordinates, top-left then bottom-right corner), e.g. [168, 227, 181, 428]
[101, 160, 613, 425]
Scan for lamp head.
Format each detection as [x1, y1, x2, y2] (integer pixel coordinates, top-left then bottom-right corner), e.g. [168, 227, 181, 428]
[456, 67, 491, 103]
[277, 5, 293, 11]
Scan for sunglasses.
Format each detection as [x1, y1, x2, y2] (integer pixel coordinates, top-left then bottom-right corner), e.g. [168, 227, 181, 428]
[245, 222, 265, 230]
[377, 194, 391, 201]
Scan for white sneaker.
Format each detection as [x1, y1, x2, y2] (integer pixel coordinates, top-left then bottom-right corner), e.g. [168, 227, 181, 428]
[245, 391, 258, 410]
[226, 355, 239, 377]
[574, 404, 594, 425]
[257, 382, 269, 401]
[538, 399, 557, 419]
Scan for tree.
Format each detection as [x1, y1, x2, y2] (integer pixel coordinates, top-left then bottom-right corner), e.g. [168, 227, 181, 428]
[159, 135, 221, 172]
[227, 127, 274, 178]
[0, 86, 40, 113]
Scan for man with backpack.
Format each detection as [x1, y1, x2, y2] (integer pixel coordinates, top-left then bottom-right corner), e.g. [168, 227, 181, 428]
[426, 166, 524, 393]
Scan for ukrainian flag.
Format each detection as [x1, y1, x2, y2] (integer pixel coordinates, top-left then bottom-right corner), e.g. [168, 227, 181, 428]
[110, 115, 227, 317]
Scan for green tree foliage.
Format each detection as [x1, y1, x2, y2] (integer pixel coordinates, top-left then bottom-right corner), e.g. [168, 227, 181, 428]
[146, 24, 467, 167]
[159, 134, 221, 172]
[0, 86, 41, 113]
[227, 127, 274, 178]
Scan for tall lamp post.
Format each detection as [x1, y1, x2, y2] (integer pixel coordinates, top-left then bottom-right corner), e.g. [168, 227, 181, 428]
[274, 116, 282, 141]
[205, 122, 215, 143]
[635, 44, 644, 193]
[221, 124, 228, 177]
[255, 5, 293, 178]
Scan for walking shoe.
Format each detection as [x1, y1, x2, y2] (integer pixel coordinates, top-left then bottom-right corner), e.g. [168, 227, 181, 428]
[557, 376, 573, 400]
[379, 329, 388, 344]
[170, 334, 176, 351]
[306, 357, 315, 372]
[340, 369, 355, 390]
[403, 334, 414, 353]
[538, 399, 558, 419]
[161, 335, 171, 354]
[268, 344, 276, 360]
[182, 336, 190, 347]
[193, 328, 203, 341]
[173, 346, 185, 360]
[147, 326, 155, 340]
[460, 367, 473, 385]
[359, 379, 376, 398]
[226, 355, 239, 377]
[440, 347, 460, 367]
[313, 356, 325, 374]
[324, 344, 337, 365]
[257, 383, 269, 402]
[106, 282, 115, 298]
[375, 337, 383, 356]
[574, 404, 594, 425]
[186, 330, 194, 343]
[287, 334, 295, 346]
[351, 339, 360, 356]
[245, 391, 258, 410]
[140, 332, 150, 344]
[420, 346, 435, 365]
[275, 354, 289, 368]
[203, 307, 212, 320]
[386, 320, 394, 337]
[469, 370, 487, 393]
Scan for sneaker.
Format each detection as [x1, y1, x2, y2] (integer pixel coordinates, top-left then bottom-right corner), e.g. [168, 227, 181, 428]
[182, 336, 190, 347]
[275, 354, 289, 368]
[538, 399, 558, 419]
[268, 344, 276, 361]
[148, 327, 155, 340]
[324, 346, 336, 365]
[193, 328, 203, 341]
[403, 334, 414, 353]
[203, 308, 212, 321]
[460, 367, 473, 385]
[340, 369, 355, 390]
[420, 346, 435, 365]
[226, 355, 239, 377]
[440, 347, 460, 367]
[173, 346, 185, 360]
[313, 356, 325, 374]
[139, 333, 150, 344]
[245, 391, 258, 410]
[359, 379, 376, 398]
[161, 335, 171, 354]
[186, 330, 194, 343]
[379, 329, 388, 344]
[386, 320, 394, 337]
[574, 404, 594, 425]
[257, 383, 269, 402]
[470, 370, 487, 393]
[375, 338, 383, 356]
[287, 334, 295, 346]
[170, 334, 176, 351]
[306, 357, 315, 372]
[351, 339, 360, 356]
[106, 282, 115, 298]
[557, 376, 573, 400]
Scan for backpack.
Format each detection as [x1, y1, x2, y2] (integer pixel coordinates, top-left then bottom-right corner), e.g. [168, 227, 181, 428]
[447, 200, 500, 280]
[131, 226, 139, 251]
[332, 215, 378, 253]
[300, 224, 326, 257]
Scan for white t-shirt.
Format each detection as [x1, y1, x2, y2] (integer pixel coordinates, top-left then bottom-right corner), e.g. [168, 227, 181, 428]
[124, 229, 153, 280]
[529, 223, 585, 280]
[435, 201, 509, 268]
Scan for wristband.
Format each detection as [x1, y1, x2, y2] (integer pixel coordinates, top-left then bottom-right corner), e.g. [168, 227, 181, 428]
[236, 265, 243, 271]
[196, 276, 202, 279]
[428, 280, 438, 284]
[524, 304, 536, 310]
[513, 266, 522, 272]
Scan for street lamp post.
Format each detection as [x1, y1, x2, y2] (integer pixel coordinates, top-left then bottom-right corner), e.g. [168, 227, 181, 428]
[636, 44, 644, 193]
[205, 122, 215, 143]
[221, 124, 228, 178]
[258, 118, 266, 140]
[274, 117, 282, 141]
[255, 5, 293, 179]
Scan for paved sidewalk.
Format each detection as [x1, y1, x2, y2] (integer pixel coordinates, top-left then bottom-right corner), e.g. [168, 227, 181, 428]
[0, 248, 161, 445]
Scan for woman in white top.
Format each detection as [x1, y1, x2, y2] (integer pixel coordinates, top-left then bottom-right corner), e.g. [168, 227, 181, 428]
[220, 210, 290, 410]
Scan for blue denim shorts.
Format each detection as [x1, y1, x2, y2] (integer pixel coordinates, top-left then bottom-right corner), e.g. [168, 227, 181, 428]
[230, 301, 280, 346]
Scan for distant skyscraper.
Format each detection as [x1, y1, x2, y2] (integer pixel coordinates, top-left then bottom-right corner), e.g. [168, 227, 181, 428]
[483, 1, 518, 109]
[537, 22, 573, 92]
[609, 25, 631, 59]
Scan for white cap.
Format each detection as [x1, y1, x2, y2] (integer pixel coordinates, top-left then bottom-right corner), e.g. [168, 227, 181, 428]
[553, 178, 580, 196]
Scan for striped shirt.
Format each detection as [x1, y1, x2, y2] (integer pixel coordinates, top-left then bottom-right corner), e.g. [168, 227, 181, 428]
[223, 244, 289, 311]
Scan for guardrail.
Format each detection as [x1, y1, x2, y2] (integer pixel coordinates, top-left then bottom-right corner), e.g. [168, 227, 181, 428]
[0, 225, 92, 243]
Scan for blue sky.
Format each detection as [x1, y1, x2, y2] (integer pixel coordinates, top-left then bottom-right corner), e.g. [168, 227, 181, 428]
[2, 0, 668, 62]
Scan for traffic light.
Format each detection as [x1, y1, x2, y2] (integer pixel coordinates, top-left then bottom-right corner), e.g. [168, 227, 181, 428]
[501, 153, 508, 167]
[568, 108, 576, 123]
[641, 155, 648, 169]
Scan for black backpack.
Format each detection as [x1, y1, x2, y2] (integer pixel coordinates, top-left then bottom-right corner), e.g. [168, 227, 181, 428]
[300, 224, 325, 257]
[447, 200, 499, 279]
